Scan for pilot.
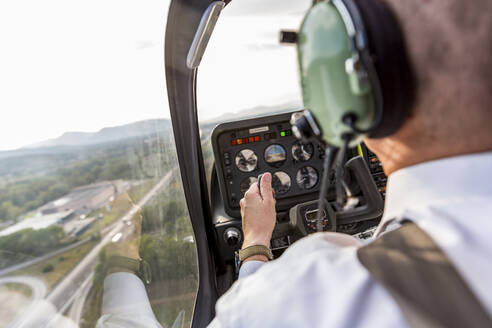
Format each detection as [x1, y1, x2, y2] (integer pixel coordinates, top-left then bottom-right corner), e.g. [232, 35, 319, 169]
[209, 0, 492, 327]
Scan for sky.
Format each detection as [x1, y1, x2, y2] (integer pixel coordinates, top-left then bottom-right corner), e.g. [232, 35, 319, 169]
[0, 0, 310, 150]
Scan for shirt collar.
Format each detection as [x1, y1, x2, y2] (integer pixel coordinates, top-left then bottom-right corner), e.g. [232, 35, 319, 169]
[378, 151, 492, 228]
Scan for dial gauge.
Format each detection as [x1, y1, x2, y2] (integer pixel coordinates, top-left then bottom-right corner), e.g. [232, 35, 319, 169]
[264, 144, 287, 168]
[296, 166, 319, 190]
[292, 142, 314, 162]
[235, 149, 258, 172]
[240, 177, 258, 194]
[272, 171, 291, 195]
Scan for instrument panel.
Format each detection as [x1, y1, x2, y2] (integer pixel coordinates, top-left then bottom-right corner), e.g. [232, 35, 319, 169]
[211, 111, 388, 265]
[212, 112, 328, 218]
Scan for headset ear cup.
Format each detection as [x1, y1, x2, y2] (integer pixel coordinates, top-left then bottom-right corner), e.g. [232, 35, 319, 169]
[353, 0, 416, 138]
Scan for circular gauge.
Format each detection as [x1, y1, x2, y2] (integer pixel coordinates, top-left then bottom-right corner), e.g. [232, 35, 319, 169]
[272, 171, 291, 195]
[296, 166, 319, 190]
[240, 177, 258, 194]
[235, 149, 258, 172]
[292, 142, 314, 162]
[264, 144, 287, 168]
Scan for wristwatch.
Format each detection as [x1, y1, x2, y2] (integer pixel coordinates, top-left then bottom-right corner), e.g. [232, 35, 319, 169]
[239, 245, 273, 262]
[106, 255, 152, 284]
[235, 245, 273, 274]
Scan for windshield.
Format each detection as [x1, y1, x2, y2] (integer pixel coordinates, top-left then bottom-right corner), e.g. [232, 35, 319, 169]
[0, 1, 198, 327]
[197, 0, 311, 186]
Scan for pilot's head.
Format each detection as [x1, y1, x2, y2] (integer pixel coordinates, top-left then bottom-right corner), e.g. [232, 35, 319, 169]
[295, 0, 492, 175]
[364, 0, 492, 174]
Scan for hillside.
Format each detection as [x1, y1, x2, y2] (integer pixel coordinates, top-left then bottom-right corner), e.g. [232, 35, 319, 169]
[26, 119, 172, 149]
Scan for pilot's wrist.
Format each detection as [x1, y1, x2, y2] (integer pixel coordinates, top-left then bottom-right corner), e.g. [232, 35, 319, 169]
[242, 236, 271, 249]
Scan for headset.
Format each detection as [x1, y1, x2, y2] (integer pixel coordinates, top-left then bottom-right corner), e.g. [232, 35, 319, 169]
[288, 0, 415, 228]
[290, 0, 415, 148]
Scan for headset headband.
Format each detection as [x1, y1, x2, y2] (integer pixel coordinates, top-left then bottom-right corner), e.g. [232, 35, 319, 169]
[335, 0, 384, 134]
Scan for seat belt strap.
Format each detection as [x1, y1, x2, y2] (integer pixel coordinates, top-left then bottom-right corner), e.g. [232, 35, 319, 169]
[357, 221, 492, 328]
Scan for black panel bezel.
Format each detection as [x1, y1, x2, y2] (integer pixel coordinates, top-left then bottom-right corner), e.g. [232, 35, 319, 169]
[212, 112, 328, 218]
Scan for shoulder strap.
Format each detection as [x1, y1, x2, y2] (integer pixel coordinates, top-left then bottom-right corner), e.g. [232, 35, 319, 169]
[357, 221, 492, 328]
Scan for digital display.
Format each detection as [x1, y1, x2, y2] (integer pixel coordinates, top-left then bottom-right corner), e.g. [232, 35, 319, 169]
[280, 130, 292, 137]
[231, 135, 261, 146]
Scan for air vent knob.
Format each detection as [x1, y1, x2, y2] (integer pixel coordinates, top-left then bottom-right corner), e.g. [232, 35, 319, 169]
[224, 227, 242, 247]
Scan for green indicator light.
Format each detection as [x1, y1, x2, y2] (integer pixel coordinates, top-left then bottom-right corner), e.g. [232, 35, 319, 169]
[280, 131, 286, 137]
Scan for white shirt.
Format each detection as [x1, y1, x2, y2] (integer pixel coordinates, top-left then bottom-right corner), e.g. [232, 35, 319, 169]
[97, 152, 492, 327]
[209, 151, 492, 327]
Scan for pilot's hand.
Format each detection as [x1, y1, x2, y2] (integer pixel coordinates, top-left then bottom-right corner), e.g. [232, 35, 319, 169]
[240, 172, 276, 251]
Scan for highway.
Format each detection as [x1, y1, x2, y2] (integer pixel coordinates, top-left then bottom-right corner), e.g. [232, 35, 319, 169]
[67, 272, 94, 324]
[4, 172, 172, 327]
[48, 172, 172, 308]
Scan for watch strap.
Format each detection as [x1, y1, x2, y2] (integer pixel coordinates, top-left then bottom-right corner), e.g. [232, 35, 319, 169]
[238, 245, 273, 262]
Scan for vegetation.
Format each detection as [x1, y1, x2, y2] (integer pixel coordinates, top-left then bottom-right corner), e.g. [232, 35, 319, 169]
[0, 130, 198, 328]
[13, 241, 96, 289]
[0, 225, 72, 269]
[81, 176, 198, 328]
[42, 264, 54, 273]
[0, 135, 174, 224]
[0, 178, 158, 270]
[139, 178, 198, 327]
[127, 179, 159, 203]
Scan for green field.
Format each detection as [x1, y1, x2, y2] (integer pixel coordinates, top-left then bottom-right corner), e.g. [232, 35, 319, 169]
[11, 241, 96, 290]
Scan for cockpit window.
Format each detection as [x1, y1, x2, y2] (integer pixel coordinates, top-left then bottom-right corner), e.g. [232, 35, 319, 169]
[0, 1, 197, 327]
[197, 0, 311, 188]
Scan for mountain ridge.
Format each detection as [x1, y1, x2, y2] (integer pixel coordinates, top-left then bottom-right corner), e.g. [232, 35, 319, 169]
[25, 118, 172, 149]
[1, 101, 303, 159]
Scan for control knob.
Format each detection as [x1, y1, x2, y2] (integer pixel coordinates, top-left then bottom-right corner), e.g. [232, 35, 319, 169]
[223, 227, 242, 247]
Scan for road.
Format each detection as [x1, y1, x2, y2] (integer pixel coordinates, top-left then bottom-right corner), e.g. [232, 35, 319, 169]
[0, 276, 48, 328]
[0, 238, 91, 277]
[0, 276, 47, 300]
[67, 272, 93, 324]
[47, 172, 172, 308]
[4, 172, 172, 327]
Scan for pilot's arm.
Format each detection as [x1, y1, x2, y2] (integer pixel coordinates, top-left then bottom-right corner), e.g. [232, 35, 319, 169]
[237, 173, 277, 278]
